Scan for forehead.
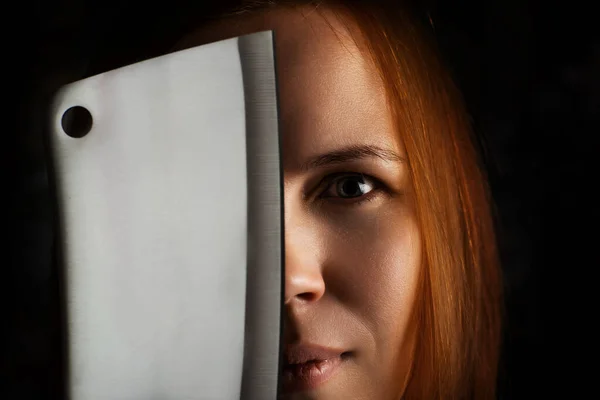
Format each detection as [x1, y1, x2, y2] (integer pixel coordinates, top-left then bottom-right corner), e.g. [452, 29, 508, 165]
[178, 7, 400, 167]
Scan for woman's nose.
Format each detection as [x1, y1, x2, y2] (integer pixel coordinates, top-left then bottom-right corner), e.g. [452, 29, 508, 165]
[284, 222, 326, 306]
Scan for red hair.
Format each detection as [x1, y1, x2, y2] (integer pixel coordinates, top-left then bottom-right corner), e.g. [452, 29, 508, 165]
[341, 4, 503, 398]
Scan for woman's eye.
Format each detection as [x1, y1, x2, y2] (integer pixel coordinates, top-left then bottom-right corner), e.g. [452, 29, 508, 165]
[322, 174, 377, 199]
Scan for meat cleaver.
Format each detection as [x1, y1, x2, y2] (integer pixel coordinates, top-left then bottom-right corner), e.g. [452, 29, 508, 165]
[48, 31, 283, 400]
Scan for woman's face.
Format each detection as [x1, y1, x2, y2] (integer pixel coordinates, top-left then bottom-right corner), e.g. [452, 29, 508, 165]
[180, 7, 422, 399]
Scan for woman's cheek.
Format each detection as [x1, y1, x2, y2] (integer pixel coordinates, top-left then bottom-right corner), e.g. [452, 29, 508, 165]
[321, 205, 421, 330]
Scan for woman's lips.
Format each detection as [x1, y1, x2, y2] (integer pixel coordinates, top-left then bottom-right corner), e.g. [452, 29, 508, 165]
[282, 344, 348, 393]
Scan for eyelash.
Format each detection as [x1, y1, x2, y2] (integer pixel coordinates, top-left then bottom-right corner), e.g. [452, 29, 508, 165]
[316, 172, 384, 207]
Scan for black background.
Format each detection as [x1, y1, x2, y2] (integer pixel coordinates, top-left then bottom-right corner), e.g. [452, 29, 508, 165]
[5, 0, 599, 398]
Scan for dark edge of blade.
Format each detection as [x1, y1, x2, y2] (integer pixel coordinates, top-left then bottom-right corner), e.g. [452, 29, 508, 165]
[238, 30, 284, 400]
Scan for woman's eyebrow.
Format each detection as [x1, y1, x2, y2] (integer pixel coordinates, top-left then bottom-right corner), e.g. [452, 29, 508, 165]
[300, 144, 405, 171]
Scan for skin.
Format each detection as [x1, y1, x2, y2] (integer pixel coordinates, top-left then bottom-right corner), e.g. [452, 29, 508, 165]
[178, 6, 422, 400]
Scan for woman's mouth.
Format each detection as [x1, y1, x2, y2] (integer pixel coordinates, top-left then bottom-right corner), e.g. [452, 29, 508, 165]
[281, 344, 349, 393]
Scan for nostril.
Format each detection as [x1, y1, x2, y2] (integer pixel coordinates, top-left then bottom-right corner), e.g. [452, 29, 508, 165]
[296, 291, 321, 302]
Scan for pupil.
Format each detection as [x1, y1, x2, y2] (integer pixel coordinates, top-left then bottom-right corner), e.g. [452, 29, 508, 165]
[340, 178, 363, 197]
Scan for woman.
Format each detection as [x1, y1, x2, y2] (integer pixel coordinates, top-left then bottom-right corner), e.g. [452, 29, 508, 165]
[177, 0, 503, 398]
